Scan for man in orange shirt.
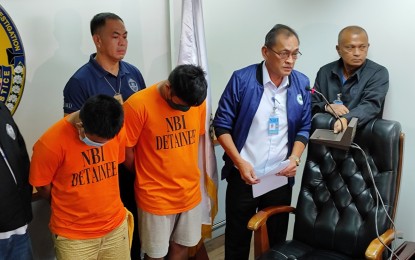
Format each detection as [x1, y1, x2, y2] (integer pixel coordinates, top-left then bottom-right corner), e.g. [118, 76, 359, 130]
[30, 95, 129, 259]
[123, 64, 207, 260]
[63, 13, 146, 259]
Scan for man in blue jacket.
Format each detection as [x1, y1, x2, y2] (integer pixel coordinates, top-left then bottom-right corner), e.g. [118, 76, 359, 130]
[213, 24, 311, 260]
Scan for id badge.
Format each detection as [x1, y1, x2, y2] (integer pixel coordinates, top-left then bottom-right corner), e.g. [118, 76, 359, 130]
[114, 93, 124, 104]
[268, 114, 279, 135]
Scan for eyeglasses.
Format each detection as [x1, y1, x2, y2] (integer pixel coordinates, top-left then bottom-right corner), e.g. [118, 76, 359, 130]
[267, 47, 302, 60]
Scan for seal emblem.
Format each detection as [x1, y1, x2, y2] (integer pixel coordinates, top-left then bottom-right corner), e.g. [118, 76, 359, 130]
[128, 78, 139, 92]
[296, 94, 303, 105]
[0, 5, 26, 115]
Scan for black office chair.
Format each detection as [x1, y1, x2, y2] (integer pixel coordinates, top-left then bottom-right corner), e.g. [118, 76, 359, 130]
[248, 114, 404, 260]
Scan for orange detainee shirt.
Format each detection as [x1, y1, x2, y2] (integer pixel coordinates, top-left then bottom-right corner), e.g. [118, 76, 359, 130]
[29, 118, 126, 239]
[123, 84, 206, 215]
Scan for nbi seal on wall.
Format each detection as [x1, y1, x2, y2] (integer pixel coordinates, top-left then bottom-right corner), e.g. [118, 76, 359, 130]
[0, 4, 26, 115]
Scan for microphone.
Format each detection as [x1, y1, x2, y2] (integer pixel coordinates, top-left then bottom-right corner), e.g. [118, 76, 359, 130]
[305, 86, 343, 133]
[305, 86, 358, 150]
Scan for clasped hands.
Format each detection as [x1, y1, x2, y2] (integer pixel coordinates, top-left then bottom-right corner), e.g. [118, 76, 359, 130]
[325, 104, 349, 134]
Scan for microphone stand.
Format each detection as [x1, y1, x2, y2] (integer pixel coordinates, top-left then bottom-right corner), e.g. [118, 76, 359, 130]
[308, 87, 344, 132]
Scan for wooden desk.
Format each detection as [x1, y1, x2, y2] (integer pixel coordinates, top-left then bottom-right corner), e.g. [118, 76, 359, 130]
[393, 241, 415, 260]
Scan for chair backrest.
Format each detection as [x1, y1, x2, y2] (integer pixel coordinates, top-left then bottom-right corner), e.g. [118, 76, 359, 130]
[293, 114, 403, 258]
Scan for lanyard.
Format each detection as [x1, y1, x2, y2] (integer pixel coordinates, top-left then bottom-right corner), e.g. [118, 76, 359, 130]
[0, 146, 17, 184]
[271, 96, 280, 114]
[104, 76, 122, 95]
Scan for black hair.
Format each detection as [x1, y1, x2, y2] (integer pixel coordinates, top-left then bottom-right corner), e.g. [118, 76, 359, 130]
[168, 64, 207, 106]
[264, 24, 300, 48]
[90, 12, 123, 36]
[79, 94, 124, 139]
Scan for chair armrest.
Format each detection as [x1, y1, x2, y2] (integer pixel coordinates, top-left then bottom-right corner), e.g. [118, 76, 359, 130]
[247, 206, 295, 259]
[365, 229, 395, 260]
[248, 205, 296, 231]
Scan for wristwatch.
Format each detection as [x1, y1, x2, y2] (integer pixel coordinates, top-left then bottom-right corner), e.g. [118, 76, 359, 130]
[289, 155, 301, 166]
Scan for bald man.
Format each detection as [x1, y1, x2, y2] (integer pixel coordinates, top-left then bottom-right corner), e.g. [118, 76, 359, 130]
[312, 25, 389, 133]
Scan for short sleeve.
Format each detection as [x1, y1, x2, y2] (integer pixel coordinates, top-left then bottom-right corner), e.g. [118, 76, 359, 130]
[29, 140, 61, 187]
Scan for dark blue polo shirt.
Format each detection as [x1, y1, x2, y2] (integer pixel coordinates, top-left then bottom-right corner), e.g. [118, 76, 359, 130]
[63, 53, 146, 114]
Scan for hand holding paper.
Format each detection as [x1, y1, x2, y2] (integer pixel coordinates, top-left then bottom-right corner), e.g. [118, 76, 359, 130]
[252, 160, 290, 198]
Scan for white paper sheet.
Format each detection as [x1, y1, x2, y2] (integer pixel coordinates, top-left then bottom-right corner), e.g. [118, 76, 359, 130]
[252, 160, 290, 198]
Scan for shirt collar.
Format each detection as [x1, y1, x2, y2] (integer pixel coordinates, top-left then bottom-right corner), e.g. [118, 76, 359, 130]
[333, 58, 368, 81]
[89, 53, 127, 78]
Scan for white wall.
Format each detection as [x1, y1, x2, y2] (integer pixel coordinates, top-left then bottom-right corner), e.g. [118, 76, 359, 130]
[3, 0, 172, 150]
[2, 0, 414, 257]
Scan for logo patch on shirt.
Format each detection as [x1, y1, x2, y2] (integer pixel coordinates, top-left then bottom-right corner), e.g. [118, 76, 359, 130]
[6, 123, 16, 140]
[128, 78, 139, 92]
[296, 94, 303, 105]
[0, 5, 26, 115]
